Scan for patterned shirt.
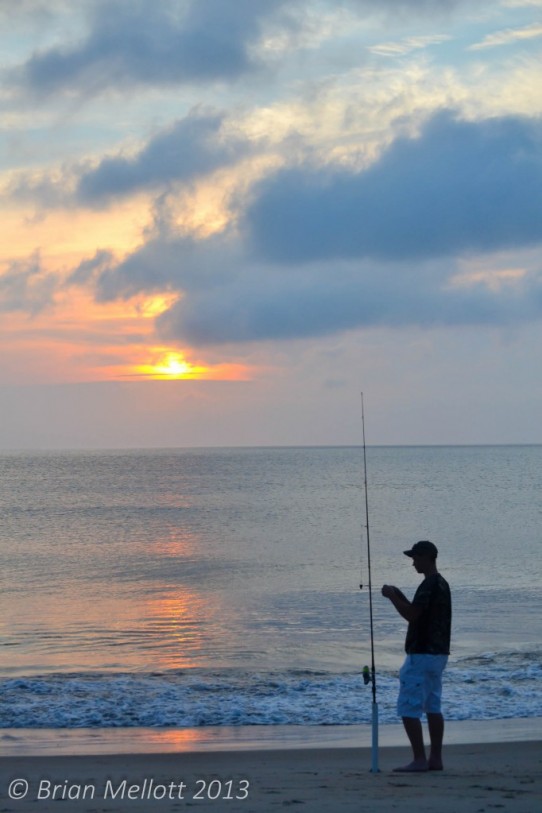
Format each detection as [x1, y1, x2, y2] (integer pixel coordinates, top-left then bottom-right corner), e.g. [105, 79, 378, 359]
[405, 573, 452, 655]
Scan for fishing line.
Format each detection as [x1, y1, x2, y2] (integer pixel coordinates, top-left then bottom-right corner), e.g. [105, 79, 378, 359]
[359, 392, 379, 773]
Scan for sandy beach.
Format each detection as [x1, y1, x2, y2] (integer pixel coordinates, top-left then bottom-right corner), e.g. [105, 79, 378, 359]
[1, 740, 540, 813]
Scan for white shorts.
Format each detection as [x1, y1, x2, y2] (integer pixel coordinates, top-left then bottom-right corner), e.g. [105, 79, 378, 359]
[397, 654, 448, 719]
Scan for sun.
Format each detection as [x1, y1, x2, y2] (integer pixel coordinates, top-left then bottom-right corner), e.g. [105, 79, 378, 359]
[133, 351, 206, 379]
[126, 348, 252, 381]
[156, 354, 193, 377]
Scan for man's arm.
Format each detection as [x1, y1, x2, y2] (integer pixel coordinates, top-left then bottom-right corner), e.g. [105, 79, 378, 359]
[381, 585, 424, 623]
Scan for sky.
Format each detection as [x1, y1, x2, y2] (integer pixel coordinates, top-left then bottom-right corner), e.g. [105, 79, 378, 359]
[1, 0, 541, 448]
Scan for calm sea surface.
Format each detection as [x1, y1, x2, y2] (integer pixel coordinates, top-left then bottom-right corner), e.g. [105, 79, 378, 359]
[1, 446, 540, 728]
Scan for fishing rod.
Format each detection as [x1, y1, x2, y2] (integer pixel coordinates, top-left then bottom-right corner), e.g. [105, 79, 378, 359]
[359, 392, 379, 773]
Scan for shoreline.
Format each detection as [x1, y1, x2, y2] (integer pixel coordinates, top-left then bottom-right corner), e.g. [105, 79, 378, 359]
[1, 718, 541, 757]
[1, 741, 540, 812]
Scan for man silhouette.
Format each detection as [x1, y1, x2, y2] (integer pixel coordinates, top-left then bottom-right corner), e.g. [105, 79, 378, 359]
[382, 540, 452, 772]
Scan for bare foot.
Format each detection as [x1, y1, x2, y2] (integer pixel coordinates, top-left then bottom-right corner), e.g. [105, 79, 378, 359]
[428, 759, 443, 771]
[393, 759, 429, 772]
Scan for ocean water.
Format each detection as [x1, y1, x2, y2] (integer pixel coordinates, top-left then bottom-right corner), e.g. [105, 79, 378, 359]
[1, 446, 541, 730]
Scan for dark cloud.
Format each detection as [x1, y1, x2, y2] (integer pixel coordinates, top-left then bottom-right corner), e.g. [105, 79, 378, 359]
[10, 0, 478, 99]
[95, 233, 224, 302]
[0, 252, 58, 315]
[89, 225, 542, 348]
[157, 259, 409, 345]
[77, 109, 247, 204]
[244, 112, 542, 264]
[9, 172, 73, 209]
[10, 109, 248, 211]
[154, 257, 542, 346]
[84, 109, 542, 348]
[14, 0, 287, 96]
[68, 249, 114, 285]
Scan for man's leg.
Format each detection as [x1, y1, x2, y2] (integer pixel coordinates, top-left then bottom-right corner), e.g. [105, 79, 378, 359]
[425, 657, 447, 770]
[396, 656, 429, 771]
[427, 712, 444, 770]
[394, 717, 428, 771]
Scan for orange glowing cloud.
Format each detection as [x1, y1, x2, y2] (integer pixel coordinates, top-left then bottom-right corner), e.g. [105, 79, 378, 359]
[0, 279, 252, 385]
[63, 290, 253, 383]
[0, 175, 254, 386]
[1, 195, 150, 266]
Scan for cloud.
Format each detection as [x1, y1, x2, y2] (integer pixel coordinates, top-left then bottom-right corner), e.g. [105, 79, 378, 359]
[502, 1, 542, 7]
[95, 232, 224, 303]
[244, 111, 542, 264]
[469, 23, 542, 50]
[0, 0, 74, 18]
[76, 108, 248, 204]
[346, 0, 476, 18]
[9, 107, 251, 210]
[154, 254, 542, 346]
[9, 171, 74, 209]
[85, 109, 542, 348]
[12, 0, 289, 97]
[87, 220, 542, 348]
[9, 0, 483, 100]
[0, 252, 58, 314]
[155, 257, 421, 345]
[368, 34, 452, 57]
[67, 249, 114, 285]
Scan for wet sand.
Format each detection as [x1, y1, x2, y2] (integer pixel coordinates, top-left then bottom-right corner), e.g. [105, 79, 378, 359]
[1, 740, 540, 813]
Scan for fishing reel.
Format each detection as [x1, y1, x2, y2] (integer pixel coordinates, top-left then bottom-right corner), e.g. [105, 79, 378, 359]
[363, 665, 372, 686]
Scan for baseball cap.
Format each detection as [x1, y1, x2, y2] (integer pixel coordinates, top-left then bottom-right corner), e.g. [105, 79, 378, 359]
[403, 540, 438, 558]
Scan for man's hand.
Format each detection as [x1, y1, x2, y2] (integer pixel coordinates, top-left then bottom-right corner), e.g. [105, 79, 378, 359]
[382, 584, 423, 623]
